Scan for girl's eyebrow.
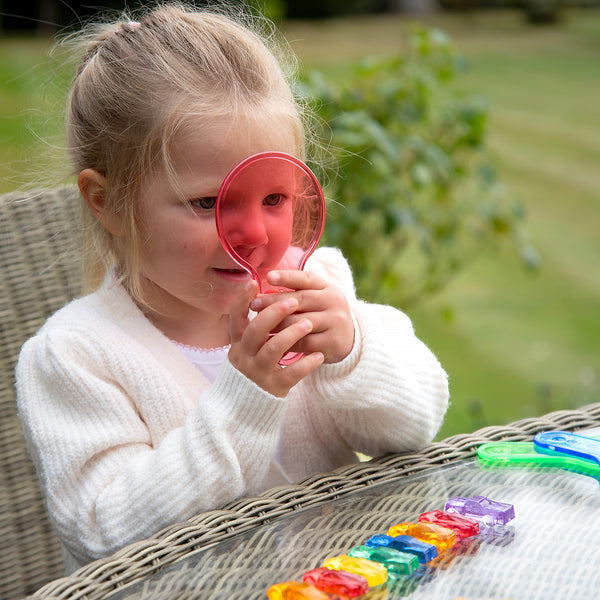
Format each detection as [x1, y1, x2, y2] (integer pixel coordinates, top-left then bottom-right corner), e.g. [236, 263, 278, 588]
[176, 176, 220, 195]
[180, 178, 223, 198]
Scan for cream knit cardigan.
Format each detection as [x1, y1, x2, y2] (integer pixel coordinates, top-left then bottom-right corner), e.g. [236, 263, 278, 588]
[16, 247, 448, 572]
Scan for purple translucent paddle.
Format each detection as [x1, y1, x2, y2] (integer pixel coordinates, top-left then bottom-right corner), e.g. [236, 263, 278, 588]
[215, 151, 326, 365]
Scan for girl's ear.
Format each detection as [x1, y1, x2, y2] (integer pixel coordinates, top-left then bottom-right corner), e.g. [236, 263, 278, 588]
[78, 169, 124, 236]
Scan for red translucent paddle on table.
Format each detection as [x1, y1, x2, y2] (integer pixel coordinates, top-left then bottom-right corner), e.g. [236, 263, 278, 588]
[215, 151, 326, 365]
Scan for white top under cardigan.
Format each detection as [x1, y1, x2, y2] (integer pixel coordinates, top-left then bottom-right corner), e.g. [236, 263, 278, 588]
[172, 342, 230, 383]
[16, 247, 449, 573]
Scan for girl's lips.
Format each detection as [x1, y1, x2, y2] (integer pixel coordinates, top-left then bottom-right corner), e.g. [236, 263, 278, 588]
[213, 267, 251, 281]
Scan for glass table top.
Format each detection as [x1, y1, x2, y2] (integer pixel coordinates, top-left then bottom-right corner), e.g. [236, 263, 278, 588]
[110, 453, 600, 600]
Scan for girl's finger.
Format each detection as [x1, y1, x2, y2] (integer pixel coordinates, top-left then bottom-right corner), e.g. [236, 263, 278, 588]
[241, 296, 299, 355]
[251, 288, 323, 313]
[267, 310, 324, 336]
[260, 317, 314, 363]
[228, 280, 258, 343]
[282, 330, 330, 355]
[274, 351, 325, 388]
[267, 269, 327, 292]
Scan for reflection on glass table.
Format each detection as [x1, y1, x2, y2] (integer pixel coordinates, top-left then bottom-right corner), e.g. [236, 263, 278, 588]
[109, 458, 600, 600]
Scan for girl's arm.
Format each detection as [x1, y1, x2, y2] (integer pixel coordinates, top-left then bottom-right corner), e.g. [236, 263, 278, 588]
[16, 328, 284, 566]
[304, 247, 449, 457]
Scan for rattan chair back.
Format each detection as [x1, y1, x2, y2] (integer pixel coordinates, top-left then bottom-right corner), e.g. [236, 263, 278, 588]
[0, 186, 82, 599]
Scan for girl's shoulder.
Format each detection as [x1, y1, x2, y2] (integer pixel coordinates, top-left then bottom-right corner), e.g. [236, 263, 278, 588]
[28, 278, 145, 354]
[41, 280, 133, 330]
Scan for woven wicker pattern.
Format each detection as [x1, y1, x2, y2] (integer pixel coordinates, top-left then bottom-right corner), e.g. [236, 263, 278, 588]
[27, 402, 600, 600]
[0, 187, 82, 600]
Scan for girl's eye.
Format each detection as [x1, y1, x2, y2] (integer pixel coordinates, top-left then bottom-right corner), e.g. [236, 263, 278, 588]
[191, 197, 217, 210]
[264, 193, 284, 206]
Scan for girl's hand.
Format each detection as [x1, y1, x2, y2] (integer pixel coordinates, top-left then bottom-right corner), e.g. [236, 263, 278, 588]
[228, 281, 325, 397]
[249, 270, 355, 365]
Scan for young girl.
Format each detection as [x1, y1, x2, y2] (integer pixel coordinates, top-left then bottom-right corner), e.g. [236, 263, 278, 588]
[16, 4, 449, 574]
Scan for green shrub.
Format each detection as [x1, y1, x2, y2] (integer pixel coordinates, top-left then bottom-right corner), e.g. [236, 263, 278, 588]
[299, 27, 538, 308]
[521, 0, 566, 24]
[248, 0, 287, 23]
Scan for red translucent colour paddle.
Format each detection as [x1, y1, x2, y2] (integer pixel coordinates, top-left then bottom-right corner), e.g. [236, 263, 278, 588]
[215, 151, 326, 365]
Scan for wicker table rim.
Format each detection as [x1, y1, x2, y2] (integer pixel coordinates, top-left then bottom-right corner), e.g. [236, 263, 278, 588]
[27, 402, 600, 600]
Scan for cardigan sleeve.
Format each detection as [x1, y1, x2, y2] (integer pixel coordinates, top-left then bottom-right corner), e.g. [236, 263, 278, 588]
[16, 321, 285, 566]
[304, 248, 449, 458]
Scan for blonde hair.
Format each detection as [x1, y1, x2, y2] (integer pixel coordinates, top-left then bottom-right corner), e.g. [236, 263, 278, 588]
[64, 3, 306, 299]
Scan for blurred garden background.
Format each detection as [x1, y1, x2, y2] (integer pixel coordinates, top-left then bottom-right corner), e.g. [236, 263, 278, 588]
[1, 1, 599, 440]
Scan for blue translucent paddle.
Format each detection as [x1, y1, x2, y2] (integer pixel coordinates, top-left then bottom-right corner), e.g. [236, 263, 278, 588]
[533, 431, 600, 470]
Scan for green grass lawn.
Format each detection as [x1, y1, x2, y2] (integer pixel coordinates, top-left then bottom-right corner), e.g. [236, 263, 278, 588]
[0, 36, 71, 191]
[419, 13, 600, 438]
[2, 9, 599, 439]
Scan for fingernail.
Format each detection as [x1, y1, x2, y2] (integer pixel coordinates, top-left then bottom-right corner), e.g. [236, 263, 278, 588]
[250, 298, 263, 311]
[300, 318, 312, 331]
[268, 271, 281, 284]
[284, 298, 298, 310]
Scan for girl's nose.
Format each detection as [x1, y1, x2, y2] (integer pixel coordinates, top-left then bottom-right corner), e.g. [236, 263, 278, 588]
[228, 206, 269, 256]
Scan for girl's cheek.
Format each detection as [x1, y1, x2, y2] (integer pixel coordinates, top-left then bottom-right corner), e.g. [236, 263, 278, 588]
[191, 234, 222, 256]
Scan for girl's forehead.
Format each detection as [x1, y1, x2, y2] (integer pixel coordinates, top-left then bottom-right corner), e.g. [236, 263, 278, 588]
[170, 113, 300, 178]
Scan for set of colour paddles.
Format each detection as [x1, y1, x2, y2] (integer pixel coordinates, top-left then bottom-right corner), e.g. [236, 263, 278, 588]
[478, 431, 600, 479]
[266, 495, 515, 599]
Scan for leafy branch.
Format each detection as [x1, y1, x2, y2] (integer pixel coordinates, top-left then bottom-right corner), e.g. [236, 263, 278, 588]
[299, 27, 539, 307]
